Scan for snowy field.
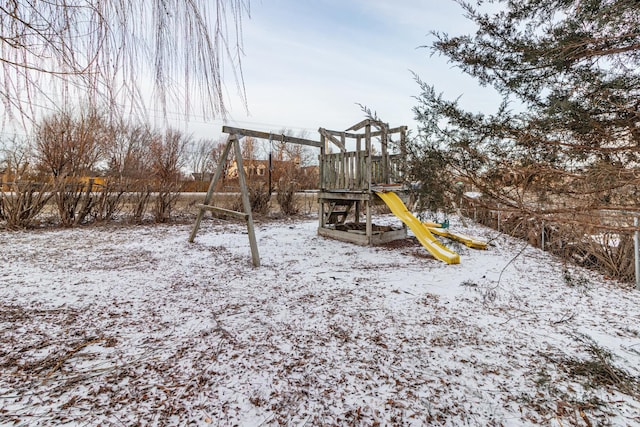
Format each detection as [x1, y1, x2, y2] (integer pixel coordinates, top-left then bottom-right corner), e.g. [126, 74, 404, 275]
[1, 215, 640, 426]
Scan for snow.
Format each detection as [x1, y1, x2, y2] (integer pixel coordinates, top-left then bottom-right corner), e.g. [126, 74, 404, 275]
[463, 192, 483, 199]
[1, 215, 640, 426]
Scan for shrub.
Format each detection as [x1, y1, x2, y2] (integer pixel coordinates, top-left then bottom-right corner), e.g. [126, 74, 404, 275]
[277, 181, 299, 216]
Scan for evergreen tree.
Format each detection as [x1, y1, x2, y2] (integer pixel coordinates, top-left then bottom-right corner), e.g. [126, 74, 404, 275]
[414, 0, 640, 219]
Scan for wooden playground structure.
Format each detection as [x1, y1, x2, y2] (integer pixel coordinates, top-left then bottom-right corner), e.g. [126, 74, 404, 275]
[189, 119, 409, 265]
[189, 119, 483, 266]
[317, 119, 409, 245]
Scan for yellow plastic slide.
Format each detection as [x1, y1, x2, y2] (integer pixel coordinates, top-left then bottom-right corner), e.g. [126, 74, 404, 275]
[423, 223, 488, 250]
[376, 191, 460, 264]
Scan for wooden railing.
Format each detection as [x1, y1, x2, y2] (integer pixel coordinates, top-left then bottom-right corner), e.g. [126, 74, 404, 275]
[321, 151, 367, 190]
[320, 152, 403, 190]
[371, 155, 403, 186]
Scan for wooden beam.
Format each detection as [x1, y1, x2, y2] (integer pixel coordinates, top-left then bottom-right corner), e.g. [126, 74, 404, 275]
[318, 191, 371, 201]
[222, 126, 322, 148]
[346, 119, 393, 132]
[388, 125, 407, 134]
[346, 119, 371, 131]
[318, 128, 346, 152]
[196, 204, 248, 220]
[322, 126, 406, 140]
[233, 138, 261, 267]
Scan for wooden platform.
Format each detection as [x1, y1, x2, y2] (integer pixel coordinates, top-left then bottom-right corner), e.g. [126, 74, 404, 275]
[318, 190, 409, 246]
[318, 222, 407, 246]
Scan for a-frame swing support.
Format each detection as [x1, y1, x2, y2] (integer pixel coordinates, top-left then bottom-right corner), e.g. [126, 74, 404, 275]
[189, 126, 323, 267]
[189, 133, 261, 267]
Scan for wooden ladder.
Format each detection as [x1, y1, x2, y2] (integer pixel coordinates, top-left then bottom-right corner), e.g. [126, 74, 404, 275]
[325, 200, 354, 225]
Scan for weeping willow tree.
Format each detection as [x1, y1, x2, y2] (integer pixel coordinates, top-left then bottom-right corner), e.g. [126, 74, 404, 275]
[0, 0, 249, 124]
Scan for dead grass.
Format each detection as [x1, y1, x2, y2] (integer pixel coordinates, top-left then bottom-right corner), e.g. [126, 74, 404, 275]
[560, 335, 640, 397]
[520, 333, 640, 425]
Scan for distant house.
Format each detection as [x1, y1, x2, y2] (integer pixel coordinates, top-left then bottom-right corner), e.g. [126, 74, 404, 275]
[226, 159, 271, 179]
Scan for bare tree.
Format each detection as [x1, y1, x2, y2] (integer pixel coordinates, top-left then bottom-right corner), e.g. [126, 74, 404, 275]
[0, 1, 249, 123]
[149, 128, 189, 222]
[33, 109, 109, 226]
[105, 123, 153, 180]
[188, 137, 227, 181]
[99, 121, 157, 223]
[34, 110, 107, 178]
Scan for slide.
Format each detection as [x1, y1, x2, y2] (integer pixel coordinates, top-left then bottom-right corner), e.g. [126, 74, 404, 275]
[424, 224, 488, 250]
[376, 191, 460, 264]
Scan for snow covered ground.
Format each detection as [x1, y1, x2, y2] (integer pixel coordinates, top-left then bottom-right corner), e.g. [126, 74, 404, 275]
[1, 215, 640, 426]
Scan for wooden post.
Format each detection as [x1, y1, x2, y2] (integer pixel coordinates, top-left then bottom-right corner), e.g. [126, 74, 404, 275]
[400, 127, 407, 180]
[365, 123, 372, 244]
[233, 138, 261, 267]
[635, 215, 640, 290]
[319, 134, 326, 190]
[365, 123, 372, 190]
[366, 199, 372, 245]
[355, 135, 362, 187]
[319, 134, 326, 230]
[381, 124, 388, 184]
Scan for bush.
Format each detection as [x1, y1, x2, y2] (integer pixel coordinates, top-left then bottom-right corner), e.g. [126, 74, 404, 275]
[232, 183, 270, 215]
[1, 181, 54, 230]
[53, 179, 96, 226]
[153, 184, 183, 223]
[277, 181, 299, 216]
[127, 182, 152, 224]
[90, 180, 126, 222]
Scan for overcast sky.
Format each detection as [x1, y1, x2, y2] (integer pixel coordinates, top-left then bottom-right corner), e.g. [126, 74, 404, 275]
[175, 0, 503, 141]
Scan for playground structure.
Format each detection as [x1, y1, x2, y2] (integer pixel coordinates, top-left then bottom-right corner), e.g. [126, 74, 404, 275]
[317, 119, 408, 246]
[189, 119, 486, 266]
[317, 119, 488, 264]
